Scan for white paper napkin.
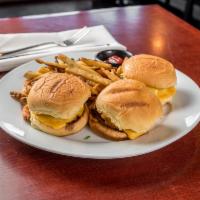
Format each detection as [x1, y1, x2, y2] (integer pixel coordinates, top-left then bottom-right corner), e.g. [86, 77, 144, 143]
[0, 25, 126, 72]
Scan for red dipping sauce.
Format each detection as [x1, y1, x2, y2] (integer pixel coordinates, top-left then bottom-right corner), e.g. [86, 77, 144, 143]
[96, 50, 132, 67]
[107, 55, 123, 65]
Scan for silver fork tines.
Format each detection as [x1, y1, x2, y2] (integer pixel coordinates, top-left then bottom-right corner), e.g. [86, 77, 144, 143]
[64, 28, 90, 46]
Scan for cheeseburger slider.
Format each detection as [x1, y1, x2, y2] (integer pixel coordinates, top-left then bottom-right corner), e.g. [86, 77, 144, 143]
[27, 73, 91, 136]
[89, 79, 163, 140]
[122, 54, 177, 105]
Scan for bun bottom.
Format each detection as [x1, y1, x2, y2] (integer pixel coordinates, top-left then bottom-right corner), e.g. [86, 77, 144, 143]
[89, 112, 128, 141]
[31, 106, 89, 136]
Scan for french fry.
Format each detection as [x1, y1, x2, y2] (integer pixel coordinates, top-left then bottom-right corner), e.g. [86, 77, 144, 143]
[111, 70, 120, 78]
[77, 60, 99, 70]
[110, 68, 121, 78]
[37, 66, 50, 74]
[64, 66, 111, 85]
[77, 60, 100, 70]
[90, 66, 100, 70]
[110, 68, 116, 73]
[56, 54, 69, 64]
[76, 60, 88, 67]
[35, 58, 67, 69]
[86, 80, 97, 87]
[116, 65, 122, 75]
[24, 71, 41, 79]
[22, 105, 30, 121]
[92, 84, 105, 95]
[100, 68, 120, 81]
[96, 69, 106, 77]
[36, 56, 113, 85]
[80, 57, 112, 69]
[55, 55, 65, 64]
[48, 65, 58, 72]
[10, 91, 27, 105]
[20, 96, 27, 105]
[56, 54, 77, 68]
[57, 54, 101, 76]
[22, 82, 32, 96]
[10, 91, 25, 100]
[76, 61, 100, 75]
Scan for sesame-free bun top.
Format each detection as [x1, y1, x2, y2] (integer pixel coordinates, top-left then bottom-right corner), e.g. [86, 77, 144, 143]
[96, 79, 163, 133]
[27, 73, 91, 119]
[122, 54, 177, 89]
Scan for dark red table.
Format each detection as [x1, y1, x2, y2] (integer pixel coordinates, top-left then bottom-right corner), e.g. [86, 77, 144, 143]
[0, 5, 200, 200]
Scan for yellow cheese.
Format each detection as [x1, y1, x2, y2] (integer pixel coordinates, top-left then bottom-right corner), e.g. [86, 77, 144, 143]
[35, 114, 68, 129]
[124, 129, 144, 140]
[157, 87, 176, 100]
[34, 107, 84, 129]
[147, 87, 176, 103]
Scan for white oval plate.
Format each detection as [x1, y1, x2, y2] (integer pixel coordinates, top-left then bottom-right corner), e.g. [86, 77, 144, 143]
[0, 52, 200, 159]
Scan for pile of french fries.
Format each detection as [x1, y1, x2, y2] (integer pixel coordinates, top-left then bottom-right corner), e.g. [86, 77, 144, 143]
[24, 54, 123, 97]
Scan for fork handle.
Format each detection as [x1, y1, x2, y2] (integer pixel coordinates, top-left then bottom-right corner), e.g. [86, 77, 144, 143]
[0, 42, 57, 56]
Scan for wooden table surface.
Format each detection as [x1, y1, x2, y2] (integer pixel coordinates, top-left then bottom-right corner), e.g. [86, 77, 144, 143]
[0, 5, 200, 200]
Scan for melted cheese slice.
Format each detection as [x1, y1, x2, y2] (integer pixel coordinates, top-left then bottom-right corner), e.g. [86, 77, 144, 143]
[34, 107, 84, 129]
[124, 129, 144, 139]
[148, 87, 176, 103]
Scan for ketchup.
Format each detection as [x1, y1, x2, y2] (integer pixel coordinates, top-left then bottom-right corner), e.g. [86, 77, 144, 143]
[107, 55, 123, 65]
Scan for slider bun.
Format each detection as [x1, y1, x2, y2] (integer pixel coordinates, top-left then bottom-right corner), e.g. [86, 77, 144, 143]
[30, 106, 89, 136]
[27, 73, 91, 119]
[96, 79, 163, 134]
[122, 54, 177, 89]
[89, 111, 128, 141]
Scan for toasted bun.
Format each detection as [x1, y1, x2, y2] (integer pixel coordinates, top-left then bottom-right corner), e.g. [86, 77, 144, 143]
[89, 111, 128, 141]
[30, 106, 89, 136]
[122, 54, 177, 89]
[95, 79, 163, 134]
[27, 73, 91, 119]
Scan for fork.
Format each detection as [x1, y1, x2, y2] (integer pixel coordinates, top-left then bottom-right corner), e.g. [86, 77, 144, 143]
[0, 26, 90, 57]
